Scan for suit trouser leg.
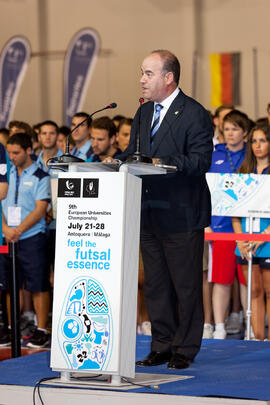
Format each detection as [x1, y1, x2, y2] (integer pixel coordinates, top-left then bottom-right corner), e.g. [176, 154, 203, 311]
[141, 229, 204, 360]
[140, 230, 178, 352]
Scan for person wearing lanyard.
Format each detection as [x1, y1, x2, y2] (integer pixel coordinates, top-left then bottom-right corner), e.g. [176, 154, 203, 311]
[232, 124, 270, 340]
[207, 110, 251, 339]
[0, 133, 51, 348]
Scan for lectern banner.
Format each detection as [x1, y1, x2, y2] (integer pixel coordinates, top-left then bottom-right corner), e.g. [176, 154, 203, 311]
[207, 173, 270, 218]
[51, 172, 127, 372]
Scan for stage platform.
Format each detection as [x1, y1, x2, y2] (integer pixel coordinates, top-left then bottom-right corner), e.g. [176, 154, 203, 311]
[0, 336, 270, 405]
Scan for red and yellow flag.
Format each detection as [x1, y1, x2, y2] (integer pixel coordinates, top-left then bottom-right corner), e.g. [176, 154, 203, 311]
[209, 52, 241, 107]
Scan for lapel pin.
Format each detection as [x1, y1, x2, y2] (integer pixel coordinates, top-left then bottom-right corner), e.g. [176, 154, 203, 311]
[174, 111, 179, 115]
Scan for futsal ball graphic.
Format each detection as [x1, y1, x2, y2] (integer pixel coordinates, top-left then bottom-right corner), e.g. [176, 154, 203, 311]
[63, 318, 81, 340]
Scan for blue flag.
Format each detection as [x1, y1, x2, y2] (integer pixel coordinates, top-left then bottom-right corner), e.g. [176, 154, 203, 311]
[0, 36, 31, 128]
[63, 28, 101, 126]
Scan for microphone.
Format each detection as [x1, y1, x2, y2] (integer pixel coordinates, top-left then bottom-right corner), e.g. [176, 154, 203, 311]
[50, 103, 117, 164]
[108, 102, 117, 109]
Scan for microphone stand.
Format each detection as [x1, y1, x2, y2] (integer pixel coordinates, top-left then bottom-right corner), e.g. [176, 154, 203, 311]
[126, 98, 151, 163]
[50, 103, 117, 164]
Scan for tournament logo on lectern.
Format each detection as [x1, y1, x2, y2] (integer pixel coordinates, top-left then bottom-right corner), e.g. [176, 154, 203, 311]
[58, 277, 112, 370]
[58, 178, 81, 198]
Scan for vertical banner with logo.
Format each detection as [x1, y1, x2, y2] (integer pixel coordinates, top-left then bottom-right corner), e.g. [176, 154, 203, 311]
[63, 28, 101, 126]
[0, 36, 31, 128]
[51, 171, 142, 378]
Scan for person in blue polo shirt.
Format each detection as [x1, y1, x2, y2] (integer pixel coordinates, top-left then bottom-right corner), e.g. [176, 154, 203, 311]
[36, 120, 62, 288]
[86, 117, 121, 162]
[207, 110, 250, 339]
[0, 133, 51, 348]
[36, 120, 63, 173]
[70, 112, 93, 161]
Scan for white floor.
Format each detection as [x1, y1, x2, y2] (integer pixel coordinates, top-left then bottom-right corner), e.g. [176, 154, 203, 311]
[0, 384, 268, 405]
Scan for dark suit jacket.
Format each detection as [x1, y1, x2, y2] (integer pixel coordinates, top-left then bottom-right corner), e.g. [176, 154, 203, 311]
[122, 89, 213, 233]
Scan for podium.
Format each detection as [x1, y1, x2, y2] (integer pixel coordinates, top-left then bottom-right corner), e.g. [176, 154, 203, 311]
[50, 161, 171, 384]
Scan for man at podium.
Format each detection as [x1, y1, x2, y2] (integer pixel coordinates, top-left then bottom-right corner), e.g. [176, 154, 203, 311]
[124, 50, 213, 369]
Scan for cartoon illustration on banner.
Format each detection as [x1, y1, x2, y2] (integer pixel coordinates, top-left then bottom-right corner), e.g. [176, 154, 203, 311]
[207, 173, 270, 218]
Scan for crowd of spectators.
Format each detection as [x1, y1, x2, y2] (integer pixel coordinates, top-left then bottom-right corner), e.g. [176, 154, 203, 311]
[0, 102, 269, 348]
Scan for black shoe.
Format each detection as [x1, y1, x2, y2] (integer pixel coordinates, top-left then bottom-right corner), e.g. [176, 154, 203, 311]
[26, 329, 49, 348]
[0, 328, 11, 347]
[136, 351, 171, 367]
[167, 353, 192, 369]
[20, 318, 36, 340]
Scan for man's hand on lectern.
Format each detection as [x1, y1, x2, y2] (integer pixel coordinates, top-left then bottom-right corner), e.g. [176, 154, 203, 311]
[103, 157, 117, 163]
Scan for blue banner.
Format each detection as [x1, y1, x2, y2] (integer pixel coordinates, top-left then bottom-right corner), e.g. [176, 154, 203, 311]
[0, 36, 31, 128]
[63, 28, 101, 126]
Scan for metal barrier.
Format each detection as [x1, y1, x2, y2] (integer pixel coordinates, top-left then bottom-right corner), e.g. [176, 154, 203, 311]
[205, 231, 270, 340]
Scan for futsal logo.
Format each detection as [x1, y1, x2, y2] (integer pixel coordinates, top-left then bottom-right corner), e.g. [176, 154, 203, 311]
[83, 179, 99, 198]
[66, 180, 74, 190]
[7, 46, 24, 64]
[75, 39, 92, 57]
[58, 178, 81, 197]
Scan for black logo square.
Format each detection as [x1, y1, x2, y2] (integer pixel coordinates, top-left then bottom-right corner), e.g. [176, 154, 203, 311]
[83, 178, 99, 198]
[58, 178, 81, 198]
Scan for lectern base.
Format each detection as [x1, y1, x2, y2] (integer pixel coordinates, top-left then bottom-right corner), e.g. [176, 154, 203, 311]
[49, 372, 193, 390]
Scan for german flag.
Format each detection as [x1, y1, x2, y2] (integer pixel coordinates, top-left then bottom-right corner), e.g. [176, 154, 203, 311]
[209, 53, 241, 107]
